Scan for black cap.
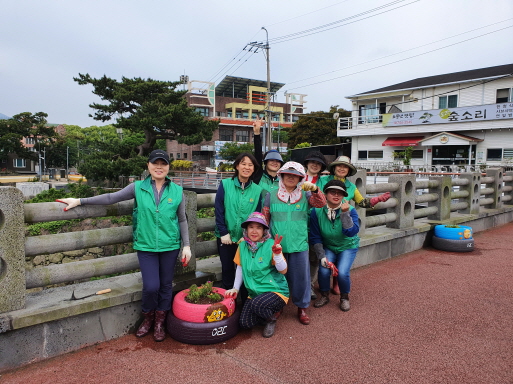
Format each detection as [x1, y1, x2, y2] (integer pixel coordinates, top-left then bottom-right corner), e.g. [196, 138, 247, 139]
[304, 151, 327, 173]
[148, 150, 170, 164]
[323, 179, 348, 196]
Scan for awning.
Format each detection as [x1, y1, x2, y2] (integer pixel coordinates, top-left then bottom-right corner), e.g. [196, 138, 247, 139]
[382, 136, 424, 146]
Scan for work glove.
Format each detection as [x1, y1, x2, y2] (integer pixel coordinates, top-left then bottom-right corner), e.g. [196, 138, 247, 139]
[370, 192, 391, 207]
[224, 288, 239, 299]
[301, 181, 318, 192]
[252, 117, 264, 135]
[56, 198, 81, 211]
[220, 234, 233, 245]
[181, 246, 192, 267]
[321, 257, 339, 277]
[272, 234, 283, 255]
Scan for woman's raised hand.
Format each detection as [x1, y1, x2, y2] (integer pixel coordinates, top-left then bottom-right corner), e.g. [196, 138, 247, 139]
[252, 117, 264, 135]
[272, 234, 283, 254]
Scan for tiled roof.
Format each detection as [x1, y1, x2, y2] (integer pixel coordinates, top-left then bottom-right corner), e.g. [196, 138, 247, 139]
[352, 63, 513, 96]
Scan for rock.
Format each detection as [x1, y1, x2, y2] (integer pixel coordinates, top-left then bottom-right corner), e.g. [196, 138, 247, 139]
[32, 255, 46, 265]
[48, 253, 64, 263]
[62, 257, 74, 264]
[87, 247, 103, 255]
[63, 250, 86, 258]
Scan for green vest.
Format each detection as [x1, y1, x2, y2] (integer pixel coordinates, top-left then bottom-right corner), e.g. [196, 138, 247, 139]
[270, 192, 309, 253]
[133, 177, 183, 252]
[317, 175, 357, 202]
[314, 206, 359, 252]
[258, 173, 279, 193]
[215, 178, 263, 242]
[239, 239, 289, 299]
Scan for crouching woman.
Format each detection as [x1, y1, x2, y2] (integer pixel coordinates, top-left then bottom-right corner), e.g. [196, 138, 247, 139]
[225, 212, 289, 338]
[310, 180, 360, 311]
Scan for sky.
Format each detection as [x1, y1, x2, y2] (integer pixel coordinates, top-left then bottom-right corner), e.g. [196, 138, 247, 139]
[1, 0, 512, 127]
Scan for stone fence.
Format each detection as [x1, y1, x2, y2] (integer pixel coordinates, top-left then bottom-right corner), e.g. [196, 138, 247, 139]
[1, 168, 513, 372]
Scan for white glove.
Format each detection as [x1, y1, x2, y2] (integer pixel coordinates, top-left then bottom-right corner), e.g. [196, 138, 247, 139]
[181, 246, 192, 267]
[301, 181, 318, 192]
[56, 198, 81, 211]
[224, 288, 239, 298]
[220, 234, 233, 245]
[320, 257, 328, 268]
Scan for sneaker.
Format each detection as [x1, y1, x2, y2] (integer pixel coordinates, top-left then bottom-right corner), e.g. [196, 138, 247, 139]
[262, 320, 277, 338]
[314, 292, 329, 308]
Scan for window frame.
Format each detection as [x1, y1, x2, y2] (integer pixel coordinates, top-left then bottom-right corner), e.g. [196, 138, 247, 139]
[486, 148, 502, 161]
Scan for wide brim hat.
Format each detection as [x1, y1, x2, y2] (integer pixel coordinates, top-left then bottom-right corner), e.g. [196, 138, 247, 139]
[328, 155, 357, 177]
[241, 212, 269, 230]
[323, 180, 348, 197]
[303, 151, 327, 173]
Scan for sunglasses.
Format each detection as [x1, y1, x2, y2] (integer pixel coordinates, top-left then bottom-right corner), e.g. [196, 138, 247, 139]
[327, 190, 346, 196]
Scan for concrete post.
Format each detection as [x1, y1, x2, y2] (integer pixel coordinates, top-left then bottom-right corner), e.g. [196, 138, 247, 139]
[458, 172, 481, 214]
[427, 176, 452, 221]
[348, 169, 367, 236]
[386, 174, 416, 229]
[485, 168, 503, 209]
[504, 171, 513, 206]
[0, 187, 26, 313]
[178, 190, 197, 274]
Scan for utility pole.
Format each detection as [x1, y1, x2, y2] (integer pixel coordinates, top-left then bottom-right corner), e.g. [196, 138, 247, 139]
[248, 27, 272, 151]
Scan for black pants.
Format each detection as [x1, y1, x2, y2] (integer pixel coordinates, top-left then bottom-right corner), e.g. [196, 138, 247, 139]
[217, 237, 248, 302]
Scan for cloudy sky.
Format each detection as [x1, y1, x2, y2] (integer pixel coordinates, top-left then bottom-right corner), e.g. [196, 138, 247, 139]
[1, 0, 512, 127]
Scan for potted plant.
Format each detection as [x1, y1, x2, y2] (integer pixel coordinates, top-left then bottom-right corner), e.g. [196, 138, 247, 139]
[392, 146, 414, 172]
[166, 281, 239, 345]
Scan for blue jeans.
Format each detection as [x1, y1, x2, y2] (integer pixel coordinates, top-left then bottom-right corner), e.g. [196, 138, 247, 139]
[137, 250, 179, 312]
[318, 248, 358, 294]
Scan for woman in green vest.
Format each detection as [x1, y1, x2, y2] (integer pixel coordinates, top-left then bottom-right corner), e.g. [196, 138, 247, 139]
[225, 212, 289, 338]
[215, 152, 263, 294]
[310, 180, 360, 311]
[57, 150, 191, 342]
[317, 155, 389, 294]
[262, 161, 326, 325]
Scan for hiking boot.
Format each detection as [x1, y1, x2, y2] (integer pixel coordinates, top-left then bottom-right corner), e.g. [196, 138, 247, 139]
[263, 320, 277, 338]
[314, 291, 330, 308]
[154, 310, 167, 342]
[340, 293, 350, 312]
[297, 307, 310, 325]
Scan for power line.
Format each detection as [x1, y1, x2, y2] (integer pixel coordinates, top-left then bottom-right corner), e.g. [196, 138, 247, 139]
[286, 25, 513, 91]
[266, 0, 351, 27]
[285, 18, 513, 86]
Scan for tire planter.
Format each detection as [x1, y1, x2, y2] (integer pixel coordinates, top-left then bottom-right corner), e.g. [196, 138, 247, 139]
[167, 308, 240, 345]
[172, 288, 236, 323]
[432, 235, 474, 252]
[434, 225, 473, 240]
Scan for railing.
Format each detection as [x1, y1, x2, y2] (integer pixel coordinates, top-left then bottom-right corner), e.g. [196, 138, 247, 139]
[338, 114, 383, 129]
[1, 168, 513, 315]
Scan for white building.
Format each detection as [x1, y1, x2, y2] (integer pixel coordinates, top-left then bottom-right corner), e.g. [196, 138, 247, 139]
[339, 63, 513, 170]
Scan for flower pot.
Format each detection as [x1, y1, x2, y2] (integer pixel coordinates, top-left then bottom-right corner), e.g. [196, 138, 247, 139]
[172, 287, 236, 323]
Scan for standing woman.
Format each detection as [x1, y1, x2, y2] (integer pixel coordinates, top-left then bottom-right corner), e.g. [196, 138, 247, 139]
[317, 156, 389, 294]
[262, 161, 326, 325]
[57, 150, 191, 342]
[310, 180, 360, 311]
[215, 152, 263, 293]
[252, 117, 284, 193]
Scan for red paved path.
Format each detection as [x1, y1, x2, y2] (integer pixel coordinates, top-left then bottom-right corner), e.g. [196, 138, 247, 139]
[3, 223, 512, 384]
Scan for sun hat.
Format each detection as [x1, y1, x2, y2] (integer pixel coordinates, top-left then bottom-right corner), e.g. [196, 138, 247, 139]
[303, 151, 327, 173]
[264, 150, 284, 165]
[323, 179, 348, 196]
[328, 155, 357, 177]
[277, 161, 306, 179]
[241, 212, 269, 230]
[148, 149, 170, 164]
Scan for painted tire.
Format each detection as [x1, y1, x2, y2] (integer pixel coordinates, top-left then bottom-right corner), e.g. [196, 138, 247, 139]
[172, 288, 236, 323]
[432, 235, 474, 252]
[434, 225, 473, 240]
[167, 309, 240, 345]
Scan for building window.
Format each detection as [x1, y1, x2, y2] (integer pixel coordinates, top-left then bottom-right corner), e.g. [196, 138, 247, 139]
[235, 130, 249, 142]
[411, 149, 423, 159]
[504, 148, 513, 160]
[192, 151, 210, 161]
[439, 95, 458, 109]
[195, 107, 210, 117]
[25, 137, 36, 145]
[486, 148, 502, 161]
[13, 158, 26, 168]
[177, 153, 181, 159]
[358, 150, 383, 160]
[496, 88, 512, 103]
[183, 153, 187, 159]
[219, 129, 232, 141]
[235, 111, 242, 118]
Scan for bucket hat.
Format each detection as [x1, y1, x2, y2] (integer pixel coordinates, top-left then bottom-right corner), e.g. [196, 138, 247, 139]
[277, 161, 306, 179]
[241, 212, 269, 229]
[303, 151, 327, 173]
[263, 150, 284, 165]
[328, 155, 357, 177]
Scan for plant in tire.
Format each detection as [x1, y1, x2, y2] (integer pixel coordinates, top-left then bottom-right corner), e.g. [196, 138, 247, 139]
[185, 281, 222, 304]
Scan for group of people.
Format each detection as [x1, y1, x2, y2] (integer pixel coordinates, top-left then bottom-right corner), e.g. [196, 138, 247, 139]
[56, 118, 390, 342]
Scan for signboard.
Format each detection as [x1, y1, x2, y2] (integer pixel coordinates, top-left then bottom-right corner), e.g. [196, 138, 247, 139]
[382, 103, 513, 127]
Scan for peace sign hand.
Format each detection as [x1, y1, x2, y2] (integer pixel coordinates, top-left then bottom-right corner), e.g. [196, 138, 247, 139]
[272, 234, 283, 254]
